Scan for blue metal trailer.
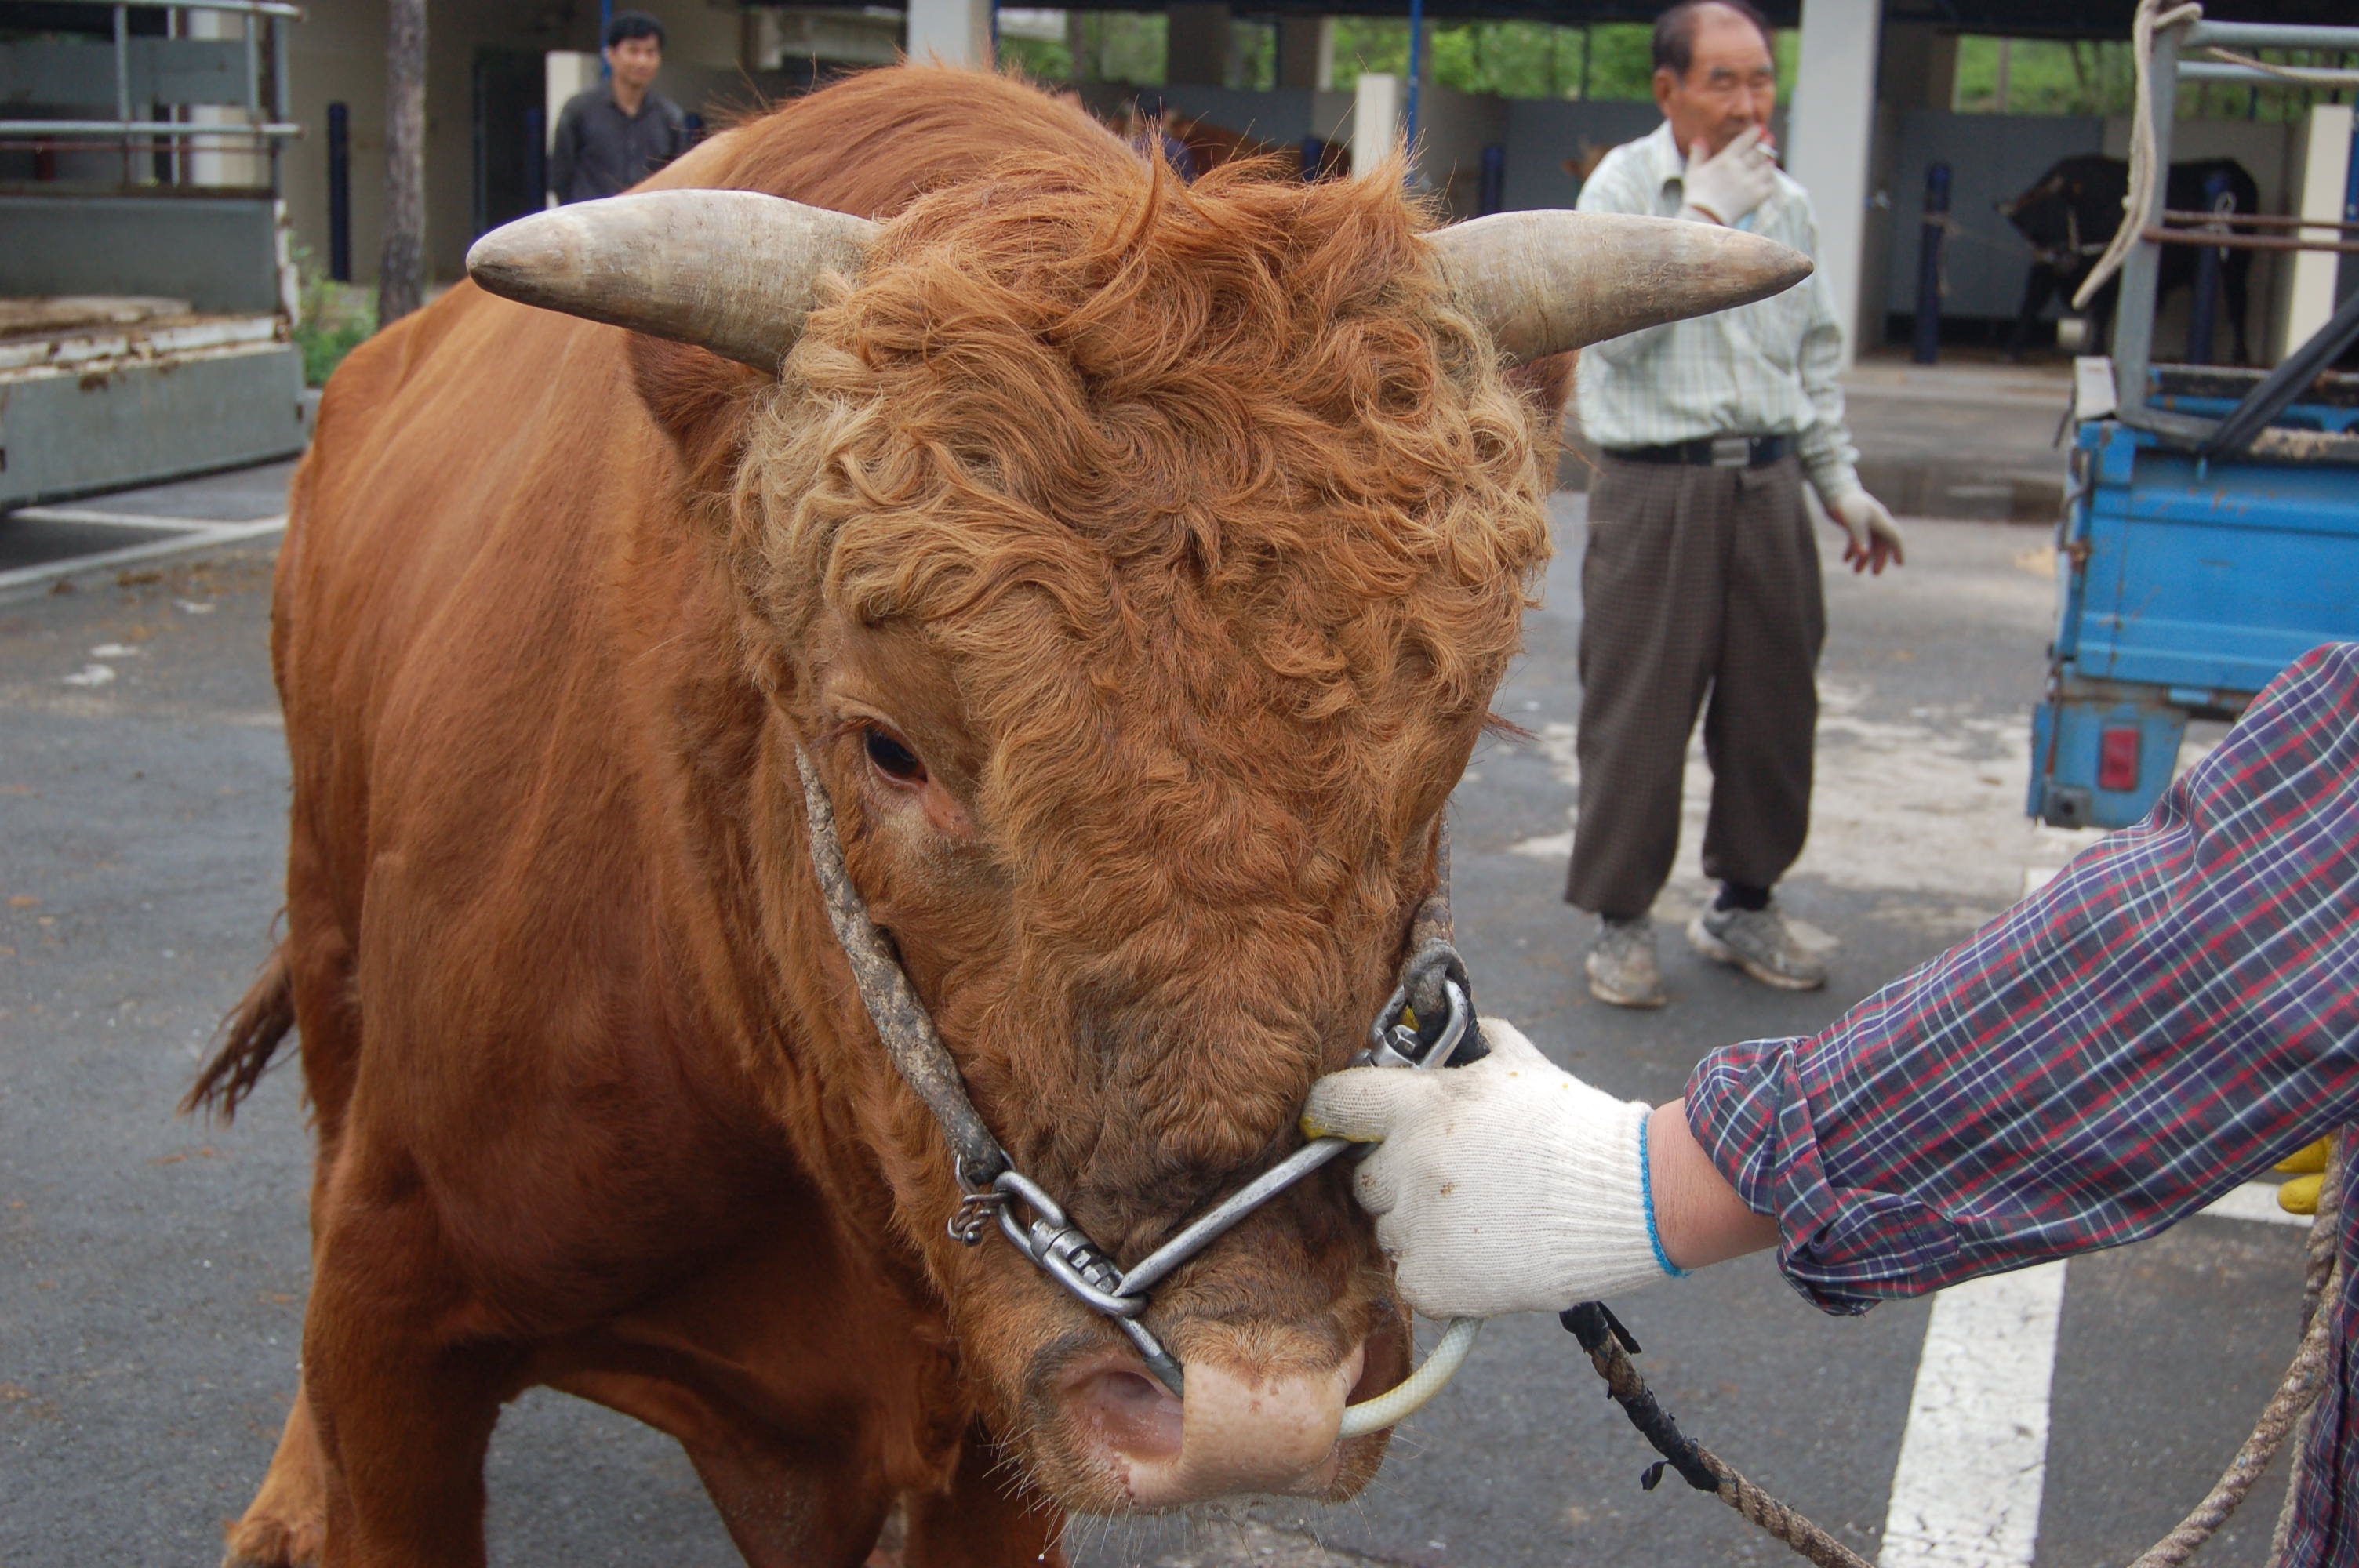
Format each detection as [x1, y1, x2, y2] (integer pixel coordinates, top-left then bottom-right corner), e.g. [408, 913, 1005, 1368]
[2026, 16, 2359, 830]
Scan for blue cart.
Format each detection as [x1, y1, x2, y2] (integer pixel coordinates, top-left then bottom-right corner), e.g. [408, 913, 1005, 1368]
[2026, 15, 2359, 831]
[2032, 376, 2359, 828]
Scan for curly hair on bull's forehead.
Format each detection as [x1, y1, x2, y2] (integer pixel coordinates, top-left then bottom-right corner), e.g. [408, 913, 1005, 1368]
[729, 148, 1552, 750]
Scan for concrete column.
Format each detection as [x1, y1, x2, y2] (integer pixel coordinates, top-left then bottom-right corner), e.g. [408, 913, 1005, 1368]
[1350, 72, 1403, 178]
[2282, 105, 2354, 359]
[1786, 0, 1881, 364]
[906, 0, 993, 69]
[1275, 16, 1331, 92]
[1876, 21, 1956, 113]
[1166, 3, 1231, 88]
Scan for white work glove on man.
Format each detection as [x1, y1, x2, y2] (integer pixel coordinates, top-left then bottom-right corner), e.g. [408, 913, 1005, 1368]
[1301, 1019, 1680, 1319]
[1821, 485, 1907, 575]
[1677, 125, 1781, 228]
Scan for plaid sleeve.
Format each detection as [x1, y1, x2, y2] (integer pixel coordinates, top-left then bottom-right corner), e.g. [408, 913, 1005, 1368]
[1687, 644, 2359, 1313]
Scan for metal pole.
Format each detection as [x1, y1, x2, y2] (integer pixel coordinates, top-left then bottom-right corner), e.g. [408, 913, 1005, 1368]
[2186, 166, 2228, 364]
[1478, 143, 1505, 216]
[270, 11, 289, 194]
[1405, 0, 1423, 175]
[1914, 162, 1950, 365]
[114, 5, 132, 184]
[328, 101, 351, 282]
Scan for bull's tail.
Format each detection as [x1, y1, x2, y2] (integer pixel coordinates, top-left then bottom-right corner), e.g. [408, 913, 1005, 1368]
[182, 942, 297, 1122]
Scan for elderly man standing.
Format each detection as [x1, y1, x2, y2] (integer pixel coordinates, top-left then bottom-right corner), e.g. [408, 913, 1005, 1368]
[1568, 0, 1905, 1010]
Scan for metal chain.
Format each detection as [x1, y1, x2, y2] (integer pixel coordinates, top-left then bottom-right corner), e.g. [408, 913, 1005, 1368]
[1571, 1129, 2347, 1568]
[793, 745, 1476, 1400]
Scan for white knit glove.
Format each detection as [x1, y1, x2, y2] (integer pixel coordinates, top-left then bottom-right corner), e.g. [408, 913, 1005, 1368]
[1677, 126, 1780, 228]
[1821, 485, 1906, 575]
[1301, 1019, 1678, 1319]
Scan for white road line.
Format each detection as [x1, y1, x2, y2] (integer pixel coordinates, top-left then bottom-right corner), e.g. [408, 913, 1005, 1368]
[1878, 1260, 2067, 1568]
[2199, 1180, 2316, 1228]
[1875, 1184, 2299, 1568]
[7, 505, 213, 532]
[0, 516, 285, 598]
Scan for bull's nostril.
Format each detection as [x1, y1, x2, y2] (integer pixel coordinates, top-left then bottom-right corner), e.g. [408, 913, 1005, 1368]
[1070, 1367, 1184, 1461]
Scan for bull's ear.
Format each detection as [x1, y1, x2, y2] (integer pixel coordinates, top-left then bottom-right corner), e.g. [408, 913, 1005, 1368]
[1505, 350, 1576, 420]
[629, 334, 767, 495]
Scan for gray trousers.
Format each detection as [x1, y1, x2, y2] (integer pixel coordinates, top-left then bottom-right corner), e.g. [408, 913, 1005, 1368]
[1565, 453, 1825, 920]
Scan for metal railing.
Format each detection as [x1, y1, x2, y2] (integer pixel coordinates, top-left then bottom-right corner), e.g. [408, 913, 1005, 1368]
[0, 0, 299, 165]
[2112, 15, 2359, 441]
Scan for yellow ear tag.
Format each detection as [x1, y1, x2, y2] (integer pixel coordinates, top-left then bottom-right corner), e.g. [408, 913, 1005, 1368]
[1300, 1112, 1380, 1145]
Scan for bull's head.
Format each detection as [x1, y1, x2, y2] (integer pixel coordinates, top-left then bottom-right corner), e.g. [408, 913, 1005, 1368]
[1997, 172, 2076, 261]
[469, 157, 1805, 1515]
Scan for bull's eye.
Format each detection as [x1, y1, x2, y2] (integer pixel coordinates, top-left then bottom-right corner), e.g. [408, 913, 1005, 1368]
[863, 726, 927, 787]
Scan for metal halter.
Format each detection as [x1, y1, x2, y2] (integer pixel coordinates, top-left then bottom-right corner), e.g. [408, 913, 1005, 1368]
[793, 746, 1481, 1397]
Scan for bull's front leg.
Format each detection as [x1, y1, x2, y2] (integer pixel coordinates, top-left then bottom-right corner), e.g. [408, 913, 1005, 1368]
[298, 1171, 517, 1567]
[2004, 263, 2058, 358]
[221, 1377, 326, 1567]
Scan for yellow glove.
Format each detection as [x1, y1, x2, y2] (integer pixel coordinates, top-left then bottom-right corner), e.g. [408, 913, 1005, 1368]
[2278, 1174, 2323, 1216]
[2275, 1137, 2333, 1175]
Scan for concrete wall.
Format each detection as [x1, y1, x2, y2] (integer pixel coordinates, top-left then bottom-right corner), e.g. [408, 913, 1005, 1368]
[1412, 82, 1503, 220]
[2281, 107, 2357, 360]
[285, 0, 747, 289]
[1499, 101, 1685, 214]
[1881, 111, 2103, 321]
[1135, 85, 1356, 154]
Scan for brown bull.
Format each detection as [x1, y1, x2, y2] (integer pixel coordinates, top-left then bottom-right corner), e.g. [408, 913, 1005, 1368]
[191, 65, 1803, 1567]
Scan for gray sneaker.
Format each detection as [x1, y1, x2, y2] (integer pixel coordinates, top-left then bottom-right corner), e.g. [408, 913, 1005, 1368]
[1587, 916, 1667, 1008]
[1686, 903, 1827, 991]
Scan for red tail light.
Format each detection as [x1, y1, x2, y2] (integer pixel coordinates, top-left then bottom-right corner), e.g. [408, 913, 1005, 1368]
[2099, 726, 2140, 792]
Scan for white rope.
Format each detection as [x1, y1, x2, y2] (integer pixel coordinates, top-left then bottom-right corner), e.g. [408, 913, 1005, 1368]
[1337, 1316, 1482, 1437]
[2072, 0, 2205, 311]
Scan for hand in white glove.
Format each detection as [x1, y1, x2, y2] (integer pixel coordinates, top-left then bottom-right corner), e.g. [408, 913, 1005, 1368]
[1300, 1019, 1680, 1319]
[1677, 125, 1780, 228]
[1823, 485, 1906, 575]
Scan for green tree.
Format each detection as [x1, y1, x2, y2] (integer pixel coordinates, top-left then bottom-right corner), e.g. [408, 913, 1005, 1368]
[999, 32, 1074, 82]
[1060, 11, 1167, 87]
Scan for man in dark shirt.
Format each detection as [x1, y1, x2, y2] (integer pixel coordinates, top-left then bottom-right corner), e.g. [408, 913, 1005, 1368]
[549, 11, 689, 205]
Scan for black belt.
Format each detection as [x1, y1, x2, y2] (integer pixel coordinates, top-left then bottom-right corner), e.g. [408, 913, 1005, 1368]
[1605, 435, 1789, 469]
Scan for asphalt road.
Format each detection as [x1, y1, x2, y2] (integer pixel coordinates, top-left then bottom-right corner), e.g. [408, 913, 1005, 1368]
[0, 482, 2314, 1566]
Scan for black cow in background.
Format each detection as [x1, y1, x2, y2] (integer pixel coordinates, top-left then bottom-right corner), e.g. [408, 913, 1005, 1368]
[1999, 154, 2259, 362]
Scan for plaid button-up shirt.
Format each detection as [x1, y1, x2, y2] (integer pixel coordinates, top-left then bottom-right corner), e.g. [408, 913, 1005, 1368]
[1573, 119, 1865, 504]
[1689, 642, 2359, 1561]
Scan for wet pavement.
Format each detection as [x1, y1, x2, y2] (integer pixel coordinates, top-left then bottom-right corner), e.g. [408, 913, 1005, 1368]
[1, 474, 2316, 1567]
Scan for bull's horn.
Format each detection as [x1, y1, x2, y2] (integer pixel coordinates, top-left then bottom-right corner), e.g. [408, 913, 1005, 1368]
[465, 189, 881, 373]
[1429, 210, 1813, 361]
